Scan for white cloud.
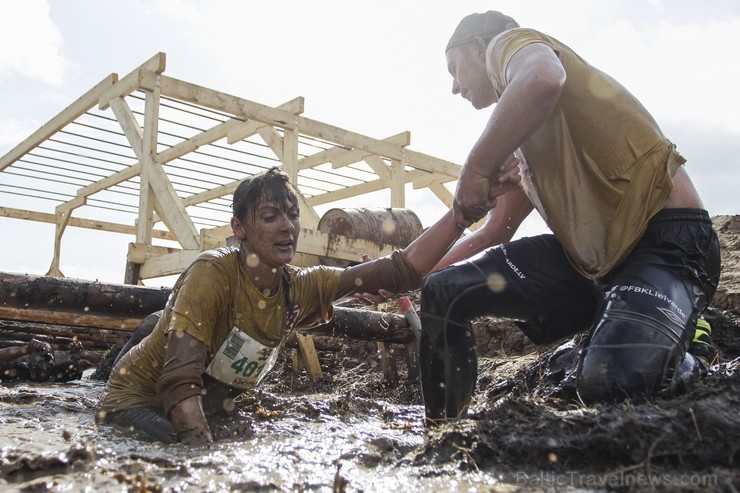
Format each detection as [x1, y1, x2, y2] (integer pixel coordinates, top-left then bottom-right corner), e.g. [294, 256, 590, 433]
[0, 0, 67, 86]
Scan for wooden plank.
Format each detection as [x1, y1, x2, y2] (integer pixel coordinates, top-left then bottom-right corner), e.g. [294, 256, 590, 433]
[0, 206, 175, 241]
[402, 148, 461, 178]
[257, 126, 284, 159]
[159, 118, 242, 164]
[108, 96, 144, 161]
[428, 183, 453, 208]
[389, 159, 405, 208]
[411, 171, 457, 189]
[158, 75, 429, 169]
[295, 333, 323, 380]
[137, 249, 200, 279]
[306, 169, 429, 206]
[297, 117, 405, 161]
[137, 88, 159, 245]
[297, 132, 410, 171]
[226, 96, 305, 143]
[362, 155, 391, 182]
[295, 190, 320, 230]
[0, 74, 118, 172]
[127, 243, 183, 264]
[97, 52, 166, 110]
[158, 75, 300, 129]
[146, 161, 200, 249]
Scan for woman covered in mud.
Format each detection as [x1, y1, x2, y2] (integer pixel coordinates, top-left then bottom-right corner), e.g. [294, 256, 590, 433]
[97, 166, 477, 444]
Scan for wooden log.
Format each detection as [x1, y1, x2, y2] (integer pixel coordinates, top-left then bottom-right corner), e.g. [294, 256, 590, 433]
[303, 306, 412, 344]
[0, 306, 144, 332]
[284, 335, 359, 352]
[0, 272, 171, 319]
[0, 319, 129, 350]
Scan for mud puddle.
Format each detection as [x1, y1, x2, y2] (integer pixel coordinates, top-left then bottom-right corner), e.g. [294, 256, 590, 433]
[0, 376, 518, 492]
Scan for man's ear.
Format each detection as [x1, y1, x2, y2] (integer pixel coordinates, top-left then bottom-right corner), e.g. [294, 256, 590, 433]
[472, 36, 488, 62]
[231, 216, 246, 240]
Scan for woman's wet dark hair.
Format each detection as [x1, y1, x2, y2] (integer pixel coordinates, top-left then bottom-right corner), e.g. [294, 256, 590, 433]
[232, 167, 299, 223]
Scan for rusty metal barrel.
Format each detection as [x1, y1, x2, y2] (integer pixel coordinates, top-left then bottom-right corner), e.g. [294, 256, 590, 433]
[317, 208, 423, 266]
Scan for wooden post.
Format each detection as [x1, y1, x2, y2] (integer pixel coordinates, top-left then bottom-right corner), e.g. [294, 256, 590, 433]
[295, 333, 322, 380]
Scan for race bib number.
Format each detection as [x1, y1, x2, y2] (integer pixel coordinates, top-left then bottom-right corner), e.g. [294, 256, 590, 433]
[205, 327, 280, 389]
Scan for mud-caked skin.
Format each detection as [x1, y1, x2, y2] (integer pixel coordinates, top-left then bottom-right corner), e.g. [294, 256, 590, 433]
[420, 209, 721, 420]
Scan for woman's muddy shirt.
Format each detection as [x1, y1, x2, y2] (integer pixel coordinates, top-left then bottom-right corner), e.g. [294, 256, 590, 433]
[99, 247, 341, 414]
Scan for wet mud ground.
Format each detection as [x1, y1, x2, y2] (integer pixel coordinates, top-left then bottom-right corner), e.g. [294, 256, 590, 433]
[1, 216, 739, 492]
[1, 305, 737, 493]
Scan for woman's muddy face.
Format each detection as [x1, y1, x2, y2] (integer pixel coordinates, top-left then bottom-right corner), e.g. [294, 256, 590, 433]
[241, 197, 300, 269]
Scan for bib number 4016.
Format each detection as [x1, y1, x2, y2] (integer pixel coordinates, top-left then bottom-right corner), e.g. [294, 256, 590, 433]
[230, 357, 265, 378]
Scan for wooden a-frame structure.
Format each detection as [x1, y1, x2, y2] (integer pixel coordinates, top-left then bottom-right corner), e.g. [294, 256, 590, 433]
[0, 53, 465, 284]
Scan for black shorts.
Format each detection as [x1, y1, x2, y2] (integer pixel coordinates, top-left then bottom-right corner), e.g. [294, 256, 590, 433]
[476, 208, 720, 344]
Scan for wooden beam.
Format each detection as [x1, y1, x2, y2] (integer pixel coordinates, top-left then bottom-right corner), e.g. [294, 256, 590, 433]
[297, 132, 410, 171]
[159, 75, 300, 129]
[297, 117, 406, 161]
[137, 88, 159, 245]
[97, 52, 167, 110]
[295, 333, 323, 380]
[363, 155, 391, 182]
[428, 183, 453, 208]
[306, 169, 429, 206]
[137, 249, 200, 279]
[0, 206, 175, 241]
[0, 74, 118, 172]
[257, 126, 284, 159]
[226, 97, 305, 144]
[389, 159, 405, 208]
[108, 96, 144, 161]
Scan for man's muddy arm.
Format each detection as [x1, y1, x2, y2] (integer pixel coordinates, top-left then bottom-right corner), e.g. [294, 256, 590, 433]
[454, 42, 565, 224]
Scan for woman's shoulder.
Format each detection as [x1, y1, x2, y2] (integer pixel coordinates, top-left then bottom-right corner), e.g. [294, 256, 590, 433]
[177, 247, 240, 284]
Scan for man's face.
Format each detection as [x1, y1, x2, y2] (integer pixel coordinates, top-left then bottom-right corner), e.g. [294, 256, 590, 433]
[446, 40, 498, 109]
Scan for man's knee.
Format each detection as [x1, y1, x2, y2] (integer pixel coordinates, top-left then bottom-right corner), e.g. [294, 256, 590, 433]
[576, 291, 695, 404]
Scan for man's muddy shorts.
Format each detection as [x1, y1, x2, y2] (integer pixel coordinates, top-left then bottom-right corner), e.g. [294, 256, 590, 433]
[480, 208, 720, 344]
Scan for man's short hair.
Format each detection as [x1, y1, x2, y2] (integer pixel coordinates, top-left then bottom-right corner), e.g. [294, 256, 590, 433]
[446, 11, 519, 53]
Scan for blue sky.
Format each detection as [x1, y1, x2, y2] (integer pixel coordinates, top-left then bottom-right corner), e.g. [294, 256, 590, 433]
[1, 0, 738, 284]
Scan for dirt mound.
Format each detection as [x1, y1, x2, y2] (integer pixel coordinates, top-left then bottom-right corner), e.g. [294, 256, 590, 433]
[713, 215, 740, 311]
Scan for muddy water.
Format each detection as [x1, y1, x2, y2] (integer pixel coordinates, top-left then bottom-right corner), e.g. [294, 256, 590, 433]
[0, 376, 512, 492]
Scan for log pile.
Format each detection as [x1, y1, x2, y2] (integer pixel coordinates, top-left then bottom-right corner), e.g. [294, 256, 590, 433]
[0, 272, 417, 376]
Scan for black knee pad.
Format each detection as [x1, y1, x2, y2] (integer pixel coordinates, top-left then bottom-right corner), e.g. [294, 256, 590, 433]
[577, 265, 698, 404]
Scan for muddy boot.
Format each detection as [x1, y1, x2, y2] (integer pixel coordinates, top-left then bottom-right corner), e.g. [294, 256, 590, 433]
[576, 280, 694, 404]
[688, 318, 717, 372]
[669, 352, 701, 394]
